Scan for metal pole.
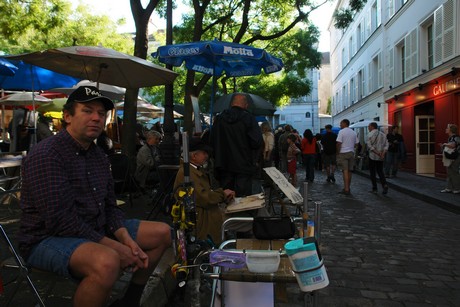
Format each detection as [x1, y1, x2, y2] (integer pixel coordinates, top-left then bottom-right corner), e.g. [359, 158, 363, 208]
[314, 201, 322, 245]
[302, 181, 309, 237]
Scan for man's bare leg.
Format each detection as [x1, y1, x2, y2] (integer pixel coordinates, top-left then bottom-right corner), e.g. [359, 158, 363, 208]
[69, 242, 121, 307]
[131, 221, 171, 284]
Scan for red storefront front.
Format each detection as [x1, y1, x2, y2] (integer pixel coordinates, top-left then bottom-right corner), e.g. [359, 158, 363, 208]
[385, 69, 460, 178]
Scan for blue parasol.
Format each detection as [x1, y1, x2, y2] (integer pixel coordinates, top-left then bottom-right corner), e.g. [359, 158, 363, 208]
[0, 60, 80, 147]
[152, 39, 284, 123]
[153, 39, 283, 77]
[0, 60, 80, 91]
[0, 58, 18, 77]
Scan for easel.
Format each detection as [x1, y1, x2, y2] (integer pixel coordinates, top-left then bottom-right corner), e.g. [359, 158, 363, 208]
[262, 167, 303, 216]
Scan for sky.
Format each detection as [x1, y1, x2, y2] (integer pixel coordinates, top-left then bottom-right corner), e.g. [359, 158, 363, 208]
[69, 0, 335, 51]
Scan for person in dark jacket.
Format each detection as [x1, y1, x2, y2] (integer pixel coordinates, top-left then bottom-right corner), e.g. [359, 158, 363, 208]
[211, 93, 263, 197]
[321, 124, 337, 183]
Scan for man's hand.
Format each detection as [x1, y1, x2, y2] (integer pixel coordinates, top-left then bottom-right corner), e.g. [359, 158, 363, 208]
[100, 228, 149, 272]
[122, 240, 149, 272]
[223, 189, 235, 202]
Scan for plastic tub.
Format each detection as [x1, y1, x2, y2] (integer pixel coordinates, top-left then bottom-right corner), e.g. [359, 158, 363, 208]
[245, 250, 280, 273]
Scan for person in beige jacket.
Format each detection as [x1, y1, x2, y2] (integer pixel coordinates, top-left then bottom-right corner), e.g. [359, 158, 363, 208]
[174, 138, 235, 245]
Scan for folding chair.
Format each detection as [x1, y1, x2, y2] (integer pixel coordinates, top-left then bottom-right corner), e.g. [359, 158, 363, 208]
[0, 154, 22, 207]
[108, 153, 142, 207]
[0, 224, 46, 307]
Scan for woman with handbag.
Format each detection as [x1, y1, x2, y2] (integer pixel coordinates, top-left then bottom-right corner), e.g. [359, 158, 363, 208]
[440, 124, 460, 194]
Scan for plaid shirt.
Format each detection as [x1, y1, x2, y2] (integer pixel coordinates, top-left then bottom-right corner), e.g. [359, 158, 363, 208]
[19, 129, 125, 258]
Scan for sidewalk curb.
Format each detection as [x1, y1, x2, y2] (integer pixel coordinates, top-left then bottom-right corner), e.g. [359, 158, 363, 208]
[355, 170, 460, 214]
[141, 247, 177, 307]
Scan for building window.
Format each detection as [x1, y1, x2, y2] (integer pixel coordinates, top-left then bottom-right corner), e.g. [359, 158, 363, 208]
[350, 78, 355, 104]
[356, 23, 362, 49]
[401, 45, 405, 83]
[368, 53, 381, 93]
[420, 14, 434, 72]
[388, 0, 395, 20]
[371, 1, 378, 32]
[342, 84, 348, 109]
[349, 36, 354, 59]
[394, 39, 405, 85]
[365, 11, 371, 40]
[427, 24, 434, 69]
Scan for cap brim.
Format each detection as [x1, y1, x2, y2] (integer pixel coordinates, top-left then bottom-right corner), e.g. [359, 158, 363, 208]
[74, 96, 114, 110]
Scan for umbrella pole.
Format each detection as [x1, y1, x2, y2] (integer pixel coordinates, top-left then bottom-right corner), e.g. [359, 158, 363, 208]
[210, 75, 216, 127]
[1, 90, 5, 142]
[31, 65, 37, 147]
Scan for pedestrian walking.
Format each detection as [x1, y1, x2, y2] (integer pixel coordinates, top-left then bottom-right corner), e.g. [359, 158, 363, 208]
[261, 121, 275, 168]
[321, 124, 337, 183]
[385, 125, 404, 177]
[287, 134, 300, 187]
[301, 129, 316, 182]
[440, 123, 460, 194]
[336, 119, 359, 195]
[366, 122, 389, 194]
[278, 124, 292, 174]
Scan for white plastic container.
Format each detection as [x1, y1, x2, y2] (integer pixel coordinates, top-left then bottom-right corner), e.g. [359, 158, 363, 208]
[284, 237, 329, 292]
[245, 250, 280, 273]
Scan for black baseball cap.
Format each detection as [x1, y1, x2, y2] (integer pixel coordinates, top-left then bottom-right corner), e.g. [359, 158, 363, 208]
[65, 85, 114, 111]
[189, 137, 213, 154]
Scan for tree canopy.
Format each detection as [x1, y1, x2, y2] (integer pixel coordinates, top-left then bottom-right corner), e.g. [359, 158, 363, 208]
[0, 0, 133, 54]
[333, 0, 367, 30]
[145, 0, 329, 132]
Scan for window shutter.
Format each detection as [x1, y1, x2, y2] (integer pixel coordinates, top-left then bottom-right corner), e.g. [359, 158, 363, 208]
[409, 28, 418, 80]
[378, 52, 383, 88]
[362, 66, 367, 97]
[368, 62, 373, 93]
[388, 47, 394, 88]
[355, 75, 359, 101]
[388, 0, 395, 19]
[366, 11, 371, 39]
[404, 33, 411, 81]
[433, 6, 443, 67]
[442, 0, 455, 60]
[403, 29, 418, 81]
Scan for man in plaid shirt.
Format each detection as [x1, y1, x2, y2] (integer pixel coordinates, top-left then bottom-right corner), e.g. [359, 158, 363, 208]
[19, 86, 171, 307]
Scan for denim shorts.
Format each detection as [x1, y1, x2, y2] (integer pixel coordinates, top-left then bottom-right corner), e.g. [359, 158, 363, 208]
[26, 219, 140, 278]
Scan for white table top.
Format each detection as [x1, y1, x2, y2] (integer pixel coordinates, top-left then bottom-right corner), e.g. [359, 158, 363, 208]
[0, 155, 23, 168]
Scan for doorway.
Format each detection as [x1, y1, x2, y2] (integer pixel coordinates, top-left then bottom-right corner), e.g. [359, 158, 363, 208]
[415, 115, 435, 175]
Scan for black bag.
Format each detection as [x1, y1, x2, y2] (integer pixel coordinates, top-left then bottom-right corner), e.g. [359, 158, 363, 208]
[253, 216, 296, 240]
[444, 149, 459, 160]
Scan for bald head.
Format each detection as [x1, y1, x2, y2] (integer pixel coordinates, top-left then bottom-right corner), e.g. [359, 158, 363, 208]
[230, 94, 249, 109]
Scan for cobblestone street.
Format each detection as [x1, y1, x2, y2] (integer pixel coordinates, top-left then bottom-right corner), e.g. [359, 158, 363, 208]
[1, 167, 460, 306]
